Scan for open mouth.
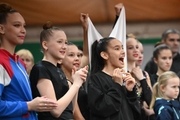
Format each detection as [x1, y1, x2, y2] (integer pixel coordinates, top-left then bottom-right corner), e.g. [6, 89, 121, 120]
[119, 58, 124, 63]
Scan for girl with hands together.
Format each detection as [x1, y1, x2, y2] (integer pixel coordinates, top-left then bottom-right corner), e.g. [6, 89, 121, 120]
[131, 67, 145, 81]
[112, 68, 136, 91]
[126, 34, 154, 120]
[72, 65, 88, 87]
[88, 37, 141, 120]
[30, 22, 88, 120]
[123, 72, 136, 91]
[60, 13, 90, 119]
[112, 68, 124, 85]
[27, 96, 58, 112]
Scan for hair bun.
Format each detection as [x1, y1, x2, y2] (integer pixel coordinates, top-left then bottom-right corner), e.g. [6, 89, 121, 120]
[0, 3, 12, 13]
[43, 21, 53, 30]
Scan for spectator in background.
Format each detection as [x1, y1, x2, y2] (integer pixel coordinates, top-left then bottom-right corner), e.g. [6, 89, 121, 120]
[126, 34, 153, 120]
[150, 44, 172, 86]
[150, 71, 180, 120]
[16, 49, 34, 76]
[144, 29, 180, 74]
[136, 41, 144, 67]
[136, 41, 152, 90]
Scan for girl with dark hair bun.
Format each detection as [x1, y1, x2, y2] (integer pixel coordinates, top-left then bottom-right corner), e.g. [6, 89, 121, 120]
[88, 37, 141, 120]
[30, 21, 88, 120]
[0, 3, 58, 120]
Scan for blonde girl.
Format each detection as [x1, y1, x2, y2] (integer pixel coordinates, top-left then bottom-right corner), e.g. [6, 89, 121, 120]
[150, 71, 180, 120]
[16, 49, 34, 76]
[30, 22, 88, 120]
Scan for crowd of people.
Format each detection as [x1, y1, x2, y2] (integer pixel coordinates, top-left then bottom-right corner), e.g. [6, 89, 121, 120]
[0, 2, 180, 120]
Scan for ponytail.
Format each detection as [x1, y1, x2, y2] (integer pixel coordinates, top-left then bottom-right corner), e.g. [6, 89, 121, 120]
[90, 37, 115, 75]
[150, 71, 179, 109]
[150, 82, 159, 109]
[90, 40, 102, 75]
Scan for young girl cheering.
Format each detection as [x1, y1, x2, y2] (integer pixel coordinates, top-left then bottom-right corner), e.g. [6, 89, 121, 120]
[150, 71, 180, 120]
[88, 37, 141, 120]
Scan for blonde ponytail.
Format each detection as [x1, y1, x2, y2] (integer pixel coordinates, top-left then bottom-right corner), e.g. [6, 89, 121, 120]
[150, 82, 158, 109]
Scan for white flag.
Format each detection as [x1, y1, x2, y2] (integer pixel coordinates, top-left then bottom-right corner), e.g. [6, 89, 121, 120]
[88, 7, 127, 71]
[87, 18, 102, 68]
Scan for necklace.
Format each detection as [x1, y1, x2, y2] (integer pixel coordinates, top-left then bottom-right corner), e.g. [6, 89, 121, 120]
[136, 82, 141, 88]
[66, 78, 73, 85]
[136, 82, 142, 97]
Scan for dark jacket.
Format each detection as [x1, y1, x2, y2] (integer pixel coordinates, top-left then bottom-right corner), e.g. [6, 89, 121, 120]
[88, 71, 141, 120]
[150, 74, 159, 86]
[154, 98, 180, 120]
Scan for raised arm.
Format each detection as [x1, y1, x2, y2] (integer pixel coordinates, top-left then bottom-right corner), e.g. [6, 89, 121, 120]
[80, 13, 89, 68]
[114, 3, 123, 16]
[113, 3, 123, 28]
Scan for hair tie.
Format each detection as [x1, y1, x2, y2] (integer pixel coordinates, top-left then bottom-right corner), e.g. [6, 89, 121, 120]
[97, 39, 100, 42]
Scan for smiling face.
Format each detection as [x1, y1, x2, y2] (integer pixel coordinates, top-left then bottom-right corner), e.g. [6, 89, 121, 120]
[0, 12, 26, 46]
[44, 30, 68, 60]
[62, 45, 81, 71]
[154, 49, 172, 72]
[103, 39, 125, 69]
[126, 38, 139, 62]
[161, 77, 180, 100]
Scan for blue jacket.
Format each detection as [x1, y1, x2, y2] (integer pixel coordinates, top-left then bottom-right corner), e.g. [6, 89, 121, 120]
[154, 98, 180, 120]
[0, 49, 37, 120]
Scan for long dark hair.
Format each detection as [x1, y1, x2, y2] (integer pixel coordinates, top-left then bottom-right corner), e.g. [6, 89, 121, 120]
[90, 37, 115, 75]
